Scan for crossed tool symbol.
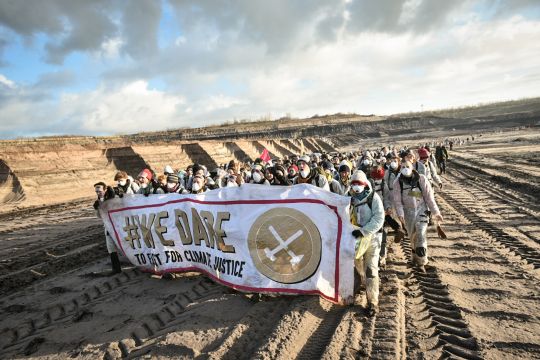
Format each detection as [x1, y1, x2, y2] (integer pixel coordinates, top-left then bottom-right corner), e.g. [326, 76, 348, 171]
[263, 225, 304, 265]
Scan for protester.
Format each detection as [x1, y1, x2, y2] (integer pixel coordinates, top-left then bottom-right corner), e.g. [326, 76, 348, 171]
[293, 155, 329, 190]
[349, 170, 385, 316]
[113, 171, 139, 196]
[93, 182, 121, 274]
[415, 148, 443, 190]
[136, 168, 154, 196]
[392, 160, 443, 272]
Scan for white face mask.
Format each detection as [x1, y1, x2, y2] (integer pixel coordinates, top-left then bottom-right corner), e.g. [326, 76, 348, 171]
[118, 180, 127, 186]
[252, 172, 262, 183]
[167, 182, 176, 189]
[192, 182, 201, 192]
[351, 185, 365, 193]
[300, 169, 310, 178]
[140, 183, 148, 189]
[362, 159, 370, 166]
[227, 181, 237, 187]
[390, 161, 398, 170]
[401, 167, 413, 177]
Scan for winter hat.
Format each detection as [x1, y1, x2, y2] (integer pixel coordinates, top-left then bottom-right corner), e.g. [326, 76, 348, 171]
[252, 163, 264, 172]
[338, 160, 351, 173]
[138, 169, 153, 181]
[400, 149, 412, 159]
[167, 174, 179, 184]
[192, 163, 203, 175]
[321, 160, 333, 170]
[350, 170, 370, 187]
[297, 155, 310, 165]
[370, 167, 385, 180]
[418, 148, 430, 160]
[288, 164, 299, 173]
[164, 165, 174, 175]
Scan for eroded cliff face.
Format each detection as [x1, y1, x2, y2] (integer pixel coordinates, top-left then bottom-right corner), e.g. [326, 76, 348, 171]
[0, 138, 335, 211]
[2, 107, 538, 211]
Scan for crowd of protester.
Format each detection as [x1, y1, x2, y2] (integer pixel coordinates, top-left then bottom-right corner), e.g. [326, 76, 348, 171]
[94, 139, 457, 315]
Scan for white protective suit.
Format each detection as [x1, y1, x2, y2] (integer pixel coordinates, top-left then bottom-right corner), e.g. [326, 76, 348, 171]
[392, 171, 441, 266]
[350, 172, 385, 306]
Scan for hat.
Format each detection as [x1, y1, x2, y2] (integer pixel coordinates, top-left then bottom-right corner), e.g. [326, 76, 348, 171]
[338, 160, 351, 173]
[288, 164, 299, 173]
[138, 169, 153, 181]
[252, 163, 263, 171]
[321, 160, 333, 170]
[297, 155, 310, 165]
[164, 165, 174, 174]
[418, 148, 430, 160]
[400, 149, 412, 159]
[350, 170, 369, 187]
[167, 174, 179, 184]
[192, 163, 203, 175]
[370, 167, 385, 180]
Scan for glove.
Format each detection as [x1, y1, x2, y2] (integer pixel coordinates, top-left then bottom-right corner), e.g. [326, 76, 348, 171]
[144, 192, 150, 197]
[436, 225, 447, 239]
[93, 200, 100, 210]
[352, 229, 362, 238]
[439, 183, 443, 190]
[118, 193, 124, 198]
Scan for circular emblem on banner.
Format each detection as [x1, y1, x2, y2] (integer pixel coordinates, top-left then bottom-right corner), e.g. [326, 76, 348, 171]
[248, 207, 322, 284]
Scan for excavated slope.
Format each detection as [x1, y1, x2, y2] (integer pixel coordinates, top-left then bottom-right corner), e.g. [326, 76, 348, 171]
[0, 138, 335, 210]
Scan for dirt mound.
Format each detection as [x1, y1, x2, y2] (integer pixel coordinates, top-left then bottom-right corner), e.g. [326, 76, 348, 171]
[0, 160, 25, 204]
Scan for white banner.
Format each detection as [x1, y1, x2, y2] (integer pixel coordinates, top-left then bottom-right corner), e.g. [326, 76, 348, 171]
[100, 184, 355, 304]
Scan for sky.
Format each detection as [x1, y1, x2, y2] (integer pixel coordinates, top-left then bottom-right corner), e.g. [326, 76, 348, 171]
[0, 0, 539, 139]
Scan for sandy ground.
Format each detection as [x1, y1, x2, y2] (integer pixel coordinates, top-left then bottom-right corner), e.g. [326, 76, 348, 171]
[1, 129, 540, 359]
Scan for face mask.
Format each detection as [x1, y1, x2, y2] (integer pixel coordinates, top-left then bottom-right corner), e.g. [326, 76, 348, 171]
[140, 183, 148, 189]
[118, 180, 127, 186]
[227, 181, 237, 187]
[300, 169, 310, 178]
[351, 185, 365, 193]
[390, 161, 398, 170]
[401, 167, 413, 177]
[362, 159, 370, 166]
[252, 172, 262, 183]
[192, 183, 201, 192]
[167, 182, 176, 189]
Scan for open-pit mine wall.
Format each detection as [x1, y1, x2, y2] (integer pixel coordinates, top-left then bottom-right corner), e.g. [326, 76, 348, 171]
[0, 137, 335, 210]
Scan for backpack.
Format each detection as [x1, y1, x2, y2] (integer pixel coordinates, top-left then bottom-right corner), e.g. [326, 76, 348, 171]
[398, 172, 433, 223]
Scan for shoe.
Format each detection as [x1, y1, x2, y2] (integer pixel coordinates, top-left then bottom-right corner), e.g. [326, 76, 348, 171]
[416, 265, 426, 273]
[394, 229, 405, 243]
[110, 252, 122, 274]
[366, 303, 378, 317]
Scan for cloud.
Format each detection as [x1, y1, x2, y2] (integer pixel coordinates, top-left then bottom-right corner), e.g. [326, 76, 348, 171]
[0, 73, 15, 88]
[120, 0, 161, 58]
[1, 1, 540, 138]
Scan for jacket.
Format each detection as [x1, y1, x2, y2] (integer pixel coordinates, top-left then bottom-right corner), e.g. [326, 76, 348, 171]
[350, 182, 385, 237]
[392, 172, 441, 218]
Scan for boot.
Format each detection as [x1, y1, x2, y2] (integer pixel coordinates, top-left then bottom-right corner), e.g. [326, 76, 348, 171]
[366, 302, 379, 317]
[110, 252, 122, 274]
[394, 229, 405, 243]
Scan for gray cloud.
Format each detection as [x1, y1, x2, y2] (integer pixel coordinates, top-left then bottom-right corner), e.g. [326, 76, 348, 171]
[121, 0, 161, 58]
[33, 70, 76, 89]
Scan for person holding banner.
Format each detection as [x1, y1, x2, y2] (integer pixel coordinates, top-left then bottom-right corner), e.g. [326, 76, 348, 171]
[349, 170, 385, 316]
[93, 182, 122, 274]
[190, 174, 209, 194]
[293, 155, 330, 190]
